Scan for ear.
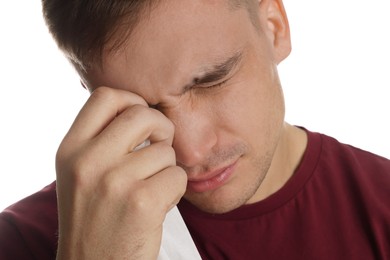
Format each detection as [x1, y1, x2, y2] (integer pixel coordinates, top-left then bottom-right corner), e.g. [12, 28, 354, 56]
[257, 0, 291, 64]
[80, 80, 87, 89]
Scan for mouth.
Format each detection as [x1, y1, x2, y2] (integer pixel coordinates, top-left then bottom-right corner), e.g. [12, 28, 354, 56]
[186, 160, 238, 193]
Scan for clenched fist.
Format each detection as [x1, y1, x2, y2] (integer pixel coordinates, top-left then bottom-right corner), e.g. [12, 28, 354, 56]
[55, 87, 187, 259]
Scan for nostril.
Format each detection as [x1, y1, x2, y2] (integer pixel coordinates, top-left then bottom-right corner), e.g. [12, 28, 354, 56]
[173, 132, 217, 168]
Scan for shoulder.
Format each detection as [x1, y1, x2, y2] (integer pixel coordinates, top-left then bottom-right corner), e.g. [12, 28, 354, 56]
[313, 130, 390, 218]
[318, 132, 390, 179]
[306, 130, 390, 257]
[0, 182, 58, 259]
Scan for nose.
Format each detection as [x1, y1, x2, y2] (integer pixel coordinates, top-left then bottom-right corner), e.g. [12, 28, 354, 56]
[169, 108, 217, 168]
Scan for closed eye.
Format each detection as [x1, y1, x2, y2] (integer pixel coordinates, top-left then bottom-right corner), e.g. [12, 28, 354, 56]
[182, 49, 243, 95]
[198, 78, 229, 90]
[189, 78, 231, 96]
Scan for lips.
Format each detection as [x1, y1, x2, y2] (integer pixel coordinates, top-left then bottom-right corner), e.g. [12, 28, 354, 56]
[186, 160, 238, 193]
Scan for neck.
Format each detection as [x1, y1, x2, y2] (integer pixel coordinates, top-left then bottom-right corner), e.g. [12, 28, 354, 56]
[250, 123, 308, 202]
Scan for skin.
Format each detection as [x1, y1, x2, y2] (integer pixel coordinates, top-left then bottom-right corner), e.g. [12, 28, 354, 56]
[56, 0, 307, 258]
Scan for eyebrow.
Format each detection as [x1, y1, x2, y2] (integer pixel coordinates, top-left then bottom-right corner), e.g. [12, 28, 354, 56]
[183, 50, 243, 93]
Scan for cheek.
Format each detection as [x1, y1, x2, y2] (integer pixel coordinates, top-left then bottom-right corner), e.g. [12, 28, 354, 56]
[215, 79, 284, 137]
[209, 78, 285, 173]
[214, 50, 284, 138]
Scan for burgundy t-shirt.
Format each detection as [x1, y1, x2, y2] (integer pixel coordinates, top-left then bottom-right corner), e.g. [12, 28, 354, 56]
[1, 130, 389, 259]
[0, 182, 57, 259]
[177, 131, 390, 259]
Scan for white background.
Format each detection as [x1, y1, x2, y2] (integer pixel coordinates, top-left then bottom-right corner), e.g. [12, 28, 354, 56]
[0, 0, 389, 211]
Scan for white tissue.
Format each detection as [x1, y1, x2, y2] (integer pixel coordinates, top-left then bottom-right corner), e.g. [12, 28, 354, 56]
[158, 206, 202, 260]
[134, 140, 200, 259]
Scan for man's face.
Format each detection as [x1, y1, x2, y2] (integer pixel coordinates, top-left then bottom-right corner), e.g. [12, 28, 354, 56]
[86, 0, 290, 213]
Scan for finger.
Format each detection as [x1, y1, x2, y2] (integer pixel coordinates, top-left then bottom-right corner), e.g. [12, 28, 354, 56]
[65, 86, 148, 142]
[109, 142, 177, 181]
[144, 165, 187, 213]
[94, 105, 174, 155]
[96, 165, 187, 221]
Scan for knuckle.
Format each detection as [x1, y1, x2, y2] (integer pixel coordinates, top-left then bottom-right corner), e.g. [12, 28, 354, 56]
[89, 87, 124, 112]
[157, 143, 176, 162]
[90, 87, 148, 107]
[129, 184, 169, 221]
[159, 168, 187, 212]
[123, 104, 149, 119]
[90, 86, 116, 102]
[117, 104, 150, 126]
[56, 143, 103, 189]
[67, 152, 95, 188]
[172, 166, 188, 192]
[128, 185, 158, 214]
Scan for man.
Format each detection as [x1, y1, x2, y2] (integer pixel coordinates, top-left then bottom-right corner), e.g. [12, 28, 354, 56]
[0, 0, 389, 259]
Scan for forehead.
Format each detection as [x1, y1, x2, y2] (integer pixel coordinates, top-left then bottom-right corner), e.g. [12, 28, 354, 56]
[88, 0, 257, 99]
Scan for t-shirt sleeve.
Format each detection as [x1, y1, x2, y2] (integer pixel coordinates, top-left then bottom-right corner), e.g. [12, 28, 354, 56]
[0, 182, 58, 259]
[0, 214, 35, 259]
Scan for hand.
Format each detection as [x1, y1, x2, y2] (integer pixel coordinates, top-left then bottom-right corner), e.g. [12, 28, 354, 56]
[55, 87, 187, 259]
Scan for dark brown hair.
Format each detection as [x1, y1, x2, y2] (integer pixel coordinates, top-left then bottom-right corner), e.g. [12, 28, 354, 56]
[41, 0, 256, 72]
[42, 0, 159, 72]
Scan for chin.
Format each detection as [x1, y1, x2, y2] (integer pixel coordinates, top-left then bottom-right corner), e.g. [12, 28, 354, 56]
[190, 199, 243, 214]
[184, 183, 258, 214]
